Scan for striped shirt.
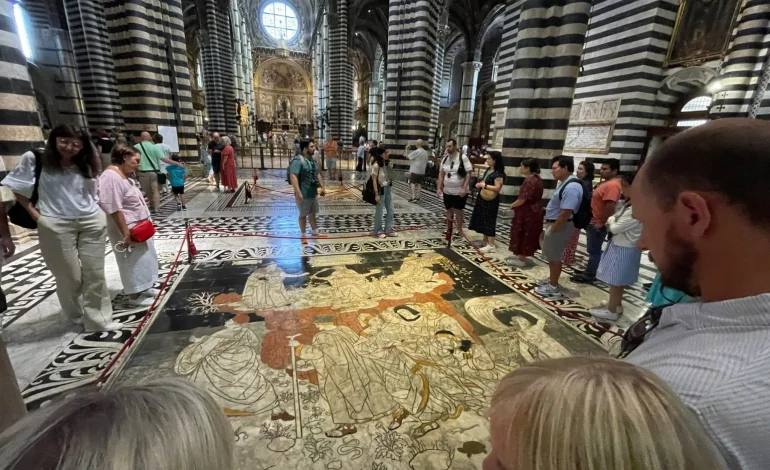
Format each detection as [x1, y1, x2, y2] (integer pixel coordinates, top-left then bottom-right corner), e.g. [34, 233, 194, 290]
[627, 293, 770, 470]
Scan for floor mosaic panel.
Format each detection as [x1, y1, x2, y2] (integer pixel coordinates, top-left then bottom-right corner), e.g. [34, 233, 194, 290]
[114, 249, 605, 470]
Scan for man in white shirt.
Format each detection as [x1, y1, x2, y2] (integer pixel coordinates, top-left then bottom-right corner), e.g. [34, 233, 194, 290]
[626, 118, 770, 469]
[406, 139, 430, 202]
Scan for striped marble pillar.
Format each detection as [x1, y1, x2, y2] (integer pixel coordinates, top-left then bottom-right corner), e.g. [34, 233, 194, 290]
[241, 15, 255, 136]
[368, 80, 382, 142]
[230, 2, 245, 140]
[199, 0, 237, 135]
[328, 0, 353, 145]
[488, 1, 523, 150]
[383, 0, 442, 157]
[0, 0, 44, 170]
[429, 25, 448, 143]
[456, 61, 482, 147]
[63, 0, 123, 131]
[711, 0, 770, 118]
[21, 0, 88, 129]
[104, 0, 198, 159]
[500, 0, 591, 203]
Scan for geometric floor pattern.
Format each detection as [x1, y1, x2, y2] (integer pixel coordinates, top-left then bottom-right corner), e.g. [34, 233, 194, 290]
[4, 170, 653, 469]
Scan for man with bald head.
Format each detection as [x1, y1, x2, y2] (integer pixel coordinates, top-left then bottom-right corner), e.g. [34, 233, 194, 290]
[208, 132, 224, 191]
[135, 131, 181, 213]
[406, 139, 430, 202]
[625, 118, 770, 469]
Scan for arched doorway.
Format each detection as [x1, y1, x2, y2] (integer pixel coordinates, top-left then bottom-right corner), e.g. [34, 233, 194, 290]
[641, 67, 718, 164]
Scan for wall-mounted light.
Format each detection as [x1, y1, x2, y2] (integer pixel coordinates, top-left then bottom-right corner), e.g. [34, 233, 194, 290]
[708, 80, 723, 93]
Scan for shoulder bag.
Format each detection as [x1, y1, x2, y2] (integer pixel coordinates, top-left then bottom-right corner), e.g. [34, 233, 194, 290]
[139, 143, 167, 185]
[8, 149, 44, 229]
[362, 166, 384, 205]
[479, 169, 497, 201]
[130, 219, 156, 243]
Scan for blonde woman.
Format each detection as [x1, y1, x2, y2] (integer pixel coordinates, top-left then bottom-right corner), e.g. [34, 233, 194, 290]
[0, 379, 234, 470]
[483, 356, 725, 470]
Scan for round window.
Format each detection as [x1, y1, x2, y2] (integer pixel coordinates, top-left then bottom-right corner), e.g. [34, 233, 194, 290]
[262, 1, 299, 42]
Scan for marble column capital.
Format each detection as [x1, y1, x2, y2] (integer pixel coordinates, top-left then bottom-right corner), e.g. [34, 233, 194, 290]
[462, 61, 483, 73]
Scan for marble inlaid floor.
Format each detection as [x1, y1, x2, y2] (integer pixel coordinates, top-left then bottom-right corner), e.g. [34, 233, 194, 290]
[3, 170, 657, 468]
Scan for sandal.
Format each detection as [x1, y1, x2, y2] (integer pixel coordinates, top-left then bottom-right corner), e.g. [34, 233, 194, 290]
[411, 422, 439, 438]
[325, 424, 357, 438]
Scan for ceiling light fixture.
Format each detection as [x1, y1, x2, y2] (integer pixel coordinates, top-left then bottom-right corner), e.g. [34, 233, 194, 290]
[708, 80, 723, 93]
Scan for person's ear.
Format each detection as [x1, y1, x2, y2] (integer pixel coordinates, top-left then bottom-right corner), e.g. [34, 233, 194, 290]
[674, 191, 712, 240]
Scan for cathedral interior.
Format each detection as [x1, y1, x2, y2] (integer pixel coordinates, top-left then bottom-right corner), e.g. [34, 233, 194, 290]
[1, 0, 769, 469]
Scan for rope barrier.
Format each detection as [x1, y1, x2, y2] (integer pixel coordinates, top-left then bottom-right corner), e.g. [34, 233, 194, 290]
[188, 224, 441, 241]
[95, 228, 191, 386]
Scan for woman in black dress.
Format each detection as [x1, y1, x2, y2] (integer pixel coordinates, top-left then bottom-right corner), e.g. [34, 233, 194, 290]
[469, 151, 505, 253]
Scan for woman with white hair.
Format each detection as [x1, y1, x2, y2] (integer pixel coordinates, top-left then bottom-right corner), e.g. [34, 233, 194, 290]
[0, 378, 234, 470]
[483, 356, 725, 470]
[220, 136, 238, 193]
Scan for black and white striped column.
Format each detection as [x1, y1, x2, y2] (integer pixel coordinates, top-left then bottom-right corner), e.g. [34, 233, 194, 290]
[200, 0, 237, 135]
[64, 0, 123, 131]
[104, 0, 198, 159]
[501, 0, 591, 203]
[456, 61, 482, 146]
[328, 0, 353, 144]
[368, 80, 382, 142]
[0, 0, 44, 169]
[488, 1, 522, 149]
[429, 25, 448, 142]
[231, 0, 244, 139]
[711, 0, 770, 119]
[383, 0, 442, 157]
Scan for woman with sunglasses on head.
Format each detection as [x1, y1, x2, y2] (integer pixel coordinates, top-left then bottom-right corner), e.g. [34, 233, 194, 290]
[437, 139, 473, 236]
[98, 146, 160, 308]
[469, 151, 505, 253]
[2, 125, 121, 332]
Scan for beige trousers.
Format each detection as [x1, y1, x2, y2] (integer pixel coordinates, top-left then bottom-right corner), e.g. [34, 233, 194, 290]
[137, 171, 160, 211]
[0, 336, 26, 433]
[37, 211, 114, 330]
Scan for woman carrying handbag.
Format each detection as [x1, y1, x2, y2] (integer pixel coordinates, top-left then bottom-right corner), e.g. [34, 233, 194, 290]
[2, 125, 120, 332]
[99, 146, 160, 307]
[370, 147, 396, 238]
[468, 151, 505, 253]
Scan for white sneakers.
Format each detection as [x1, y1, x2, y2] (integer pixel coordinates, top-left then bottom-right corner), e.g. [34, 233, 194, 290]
[479, 245, 496, 253]
[535, 283, 561, 296]
[590, 302, 624, 322]
[128, 296, 155, 307]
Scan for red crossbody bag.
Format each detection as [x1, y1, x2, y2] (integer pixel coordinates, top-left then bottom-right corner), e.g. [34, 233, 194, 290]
[130, 219, 156, 243]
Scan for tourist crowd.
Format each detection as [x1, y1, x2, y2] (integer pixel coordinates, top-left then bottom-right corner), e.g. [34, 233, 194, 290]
[1, 119, 769, 470]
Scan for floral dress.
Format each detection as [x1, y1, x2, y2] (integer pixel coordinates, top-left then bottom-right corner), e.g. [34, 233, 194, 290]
[469, 169, 503, 237]
[509, 174, 544, 257]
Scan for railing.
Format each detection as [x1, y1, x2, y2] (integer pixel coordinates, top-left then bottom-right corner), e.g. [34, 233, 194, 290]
[236, 145, 364, 171]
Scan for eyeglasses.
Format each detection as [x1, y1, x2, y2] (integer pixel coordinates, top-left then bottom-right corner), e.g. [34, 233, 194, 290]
[618, 304, 666, 358]
[56, 139, 84, 149]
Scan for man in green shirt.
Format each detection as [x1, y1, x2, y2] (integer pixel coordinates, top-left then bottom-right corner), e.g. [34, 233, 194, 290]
[290, 139, 325, 242]
[134, 131, 181, 213]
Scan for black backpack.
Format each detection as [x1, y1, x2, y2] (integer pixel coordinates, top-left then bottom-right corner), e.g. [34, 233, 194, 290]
[7, 149, 44, 229]
[559, 178, 592, 229]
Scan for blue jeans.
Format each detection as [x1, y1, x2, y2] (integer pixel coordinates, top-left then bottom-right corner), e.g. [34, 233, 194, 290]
[374, 186, 394, 234]
[585, 224, 608, 277]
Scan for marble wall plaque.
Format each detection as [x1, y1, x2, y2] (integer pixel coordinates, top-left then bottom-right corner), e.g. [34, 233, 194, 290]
[564, 124, 614, 153]
[569, 98, 621, 123]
